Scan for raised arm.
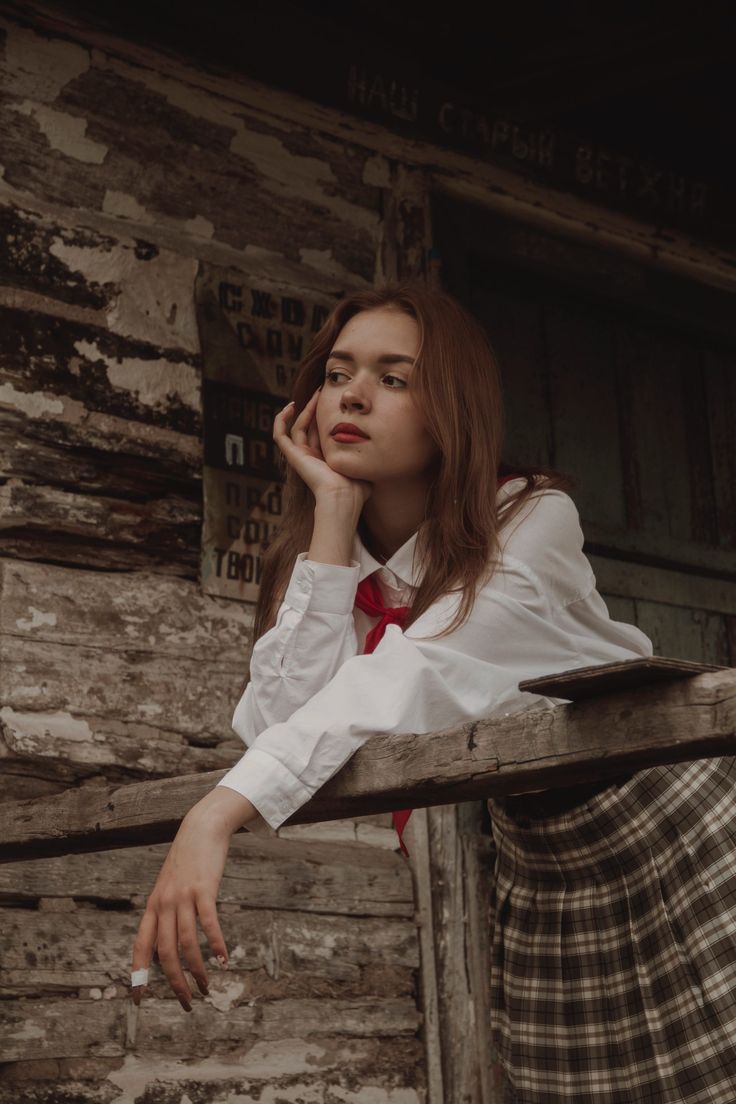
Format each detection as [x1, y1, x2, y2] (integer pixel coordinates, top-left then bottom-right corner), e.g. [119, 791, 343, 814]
[216, 488, 654, 830]
[234, 386, 374, 743]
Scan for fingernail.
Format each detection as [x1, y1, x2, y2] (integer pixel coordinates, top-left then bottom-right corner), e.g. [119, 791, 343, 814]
[217, 954, 228, 968]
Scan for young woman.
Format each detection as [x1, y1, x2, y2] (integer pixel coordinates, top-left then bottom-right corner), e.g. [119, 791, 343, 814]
[131, 283, 736, 1103]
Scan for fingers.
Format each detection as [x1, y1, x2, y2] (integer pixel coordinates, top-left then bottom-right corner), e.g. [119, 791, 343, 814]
[131, 897, 229, 1013]
[176, 900, 210, 999]
[288, 389, 321, 444]
[273, 389, 321, 457]
[131, 907, 157, 1007]
[196, 895, 229, 970]
[155, 908, 193, 1012]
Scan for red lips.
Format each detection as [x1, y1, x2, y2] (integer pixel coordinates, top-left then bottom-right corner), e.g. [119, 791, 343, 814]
[331, 422, 370, 438]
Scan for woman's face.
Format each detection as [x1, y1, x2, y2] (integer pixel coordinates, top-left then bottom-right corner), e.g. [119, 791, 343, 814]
[315, 306, 439, 485]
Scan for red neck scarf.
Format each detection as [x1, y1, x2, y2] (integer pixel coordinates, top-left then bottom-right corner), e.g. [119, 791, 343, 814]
[354, 473, 522, 857]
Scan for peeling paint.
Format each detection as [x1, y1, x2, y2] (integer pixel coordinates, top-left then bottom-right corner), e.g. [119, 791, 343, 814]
[50, 238, 200, 353]
[8, 100, 108, 162]
[102, 189, 156, 224]
[3, 21, 90, 101]
[0, 707, 94, 748]
[0, 381, 65, 417]
[330, 1087, 420, 1104]
[184, 214, 216, 239]
[16, 606, 58, 632]
[299, 247, 367, 282]
[106, 1041, 336, 1101]
[229, 129, 379, 233]
[74, 338, 201, 411]
[206, 978, 246, 1012]
[139, 702, 164, 718]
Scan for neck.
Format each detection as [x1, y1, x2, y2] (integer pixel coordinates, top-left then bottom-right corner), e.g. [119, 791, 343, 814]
[360, 477, 430, 563]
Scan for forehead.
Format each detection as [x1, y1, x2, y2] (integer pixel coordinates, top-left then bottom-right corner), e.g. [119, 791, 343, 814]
[332, 307, 419, 350]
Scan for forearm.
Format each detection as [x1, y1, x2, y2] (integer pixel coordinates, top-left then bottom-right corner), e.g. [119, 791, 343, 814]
[307, 492, 363, 566]
[188, 785, 261, 837]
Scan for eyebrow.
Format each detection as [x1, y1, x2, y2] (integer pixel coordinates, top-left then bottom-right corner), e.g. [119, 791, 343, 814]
[327, 350, 415, 366]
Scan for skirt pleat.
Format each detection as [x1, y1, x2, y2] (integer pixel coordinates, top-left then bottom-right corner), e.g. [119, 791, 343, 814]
[488, 756, 736, 1103]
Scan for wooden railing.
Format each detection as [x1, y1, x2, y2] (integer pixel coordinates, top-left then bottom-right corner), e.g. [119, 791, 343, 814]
[2, 657, 734, 864]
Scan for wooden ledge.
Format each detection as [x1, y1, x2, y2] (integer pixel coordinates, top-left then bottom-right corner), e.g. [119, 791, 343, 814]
[1, 658, 733, 863]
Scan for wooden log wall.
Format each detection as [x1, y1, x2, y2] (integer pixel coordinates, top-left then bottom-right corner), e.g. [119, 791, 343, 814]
[1, 5, 735, 1103]
[0, 9, 429, 1102]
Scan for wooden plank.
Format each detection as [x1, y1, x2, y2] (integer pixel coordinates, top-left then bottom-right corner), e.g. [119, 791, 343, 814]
[519, 656, 726, 699]
[1, 995, 421, 1063]
[424, 800, 497, 1103]
[633, 600, 732, 666]
[0, 833, 414, 916]
[404, 809, 445, 1104]
[2, 664, 735, 862]
[704, 342, 736, 550]
[0, 906, 418, 994]
[589, 554, 736, 616]
[0, 558, 257, 797]
[543, 297, 626, 529]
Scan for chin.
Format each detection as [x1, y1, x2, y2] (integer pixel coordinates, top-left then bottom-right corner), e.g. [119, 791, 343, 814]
[330, 456, 379, 481]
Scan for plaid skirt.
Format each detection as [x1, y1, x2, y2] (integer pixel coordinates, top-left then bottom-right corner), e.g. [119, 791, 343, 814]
[487, 756, 736, 1103]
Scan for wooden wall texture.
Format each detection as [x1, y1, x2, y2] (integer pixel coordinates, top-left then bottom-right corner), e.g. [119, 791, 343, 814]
[1, 5, 734, 1104]
[0, 10, 427, 1102]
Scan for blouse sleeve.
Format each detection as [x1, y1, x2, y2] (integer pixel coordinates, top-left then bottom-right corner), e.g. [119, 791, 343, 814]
[232, 552, 362, 748]
[217, 488, 653, 830]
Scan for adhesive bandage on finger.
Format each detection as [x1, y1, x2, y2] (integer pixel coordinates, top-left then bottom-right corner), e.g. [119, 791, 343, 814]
[130, 967, 149, 987]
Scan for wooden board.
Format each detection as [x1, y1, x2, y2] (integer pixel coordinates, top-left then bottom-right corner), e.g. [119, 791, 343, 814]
[519, 655, 728, 700]
[3, 665, 736, 862]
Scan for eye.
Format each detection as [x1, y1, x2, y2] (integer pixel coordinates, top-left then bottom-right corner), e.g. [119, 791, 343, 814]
[325, 369, 347, 383]
[383, 374, 406, 388]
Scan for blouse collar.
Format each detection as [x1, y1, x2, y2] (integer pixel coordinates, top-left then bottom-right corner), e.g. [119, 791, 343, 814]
[352, 526, 423, 589]
[351, 478, 525, 591]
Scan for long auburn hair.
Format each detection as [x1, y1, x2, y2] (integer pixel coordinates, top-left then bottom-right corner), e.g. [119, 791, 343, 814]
[249, 282, 574, 672]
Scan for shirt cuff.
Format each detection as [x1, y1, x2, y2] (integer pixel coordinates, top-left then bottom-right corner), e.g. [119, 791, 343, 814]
[216, 746, 315, 830]
[283, 552, 361, 615]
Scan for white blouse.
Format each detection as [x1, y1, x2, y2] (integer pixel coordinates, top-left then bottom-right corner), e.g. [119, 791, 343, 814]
[216, 479, 654, 832]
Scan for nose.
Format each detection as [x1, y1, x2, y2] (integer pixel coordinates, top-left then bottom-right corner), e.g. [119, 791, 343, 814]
[340, 375, 372, 412]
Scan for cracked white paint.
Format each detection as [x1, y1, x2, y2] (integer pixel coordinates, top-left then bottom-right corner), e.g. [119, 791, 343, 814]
[105, 1041, 340, 1102]
[206, 978, 246, 1012]
[102, 189, 155, 224]
[15, 606, 58, 632]
[330, 1088, 419, 1104]
[74, 339, 200, 411]
[229, 129, 379, 233]
[50, 237, 200, 352]
[95, 51, 243, 134]
[3, 1019, 45, 1043]
[0, 381, 64, 417]
[2, 21, 90, 101]
[299, 247, 366, 282]
[139, 701, 164, 718]
[0, 707, 94, 749]
[184, 214, 216, 239]
[8, 101, 108, 162]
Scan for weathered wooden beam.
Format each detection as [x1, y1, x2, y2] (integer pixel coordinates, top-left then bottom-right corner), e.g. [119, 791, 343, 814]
[1, 661, 733, 863]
